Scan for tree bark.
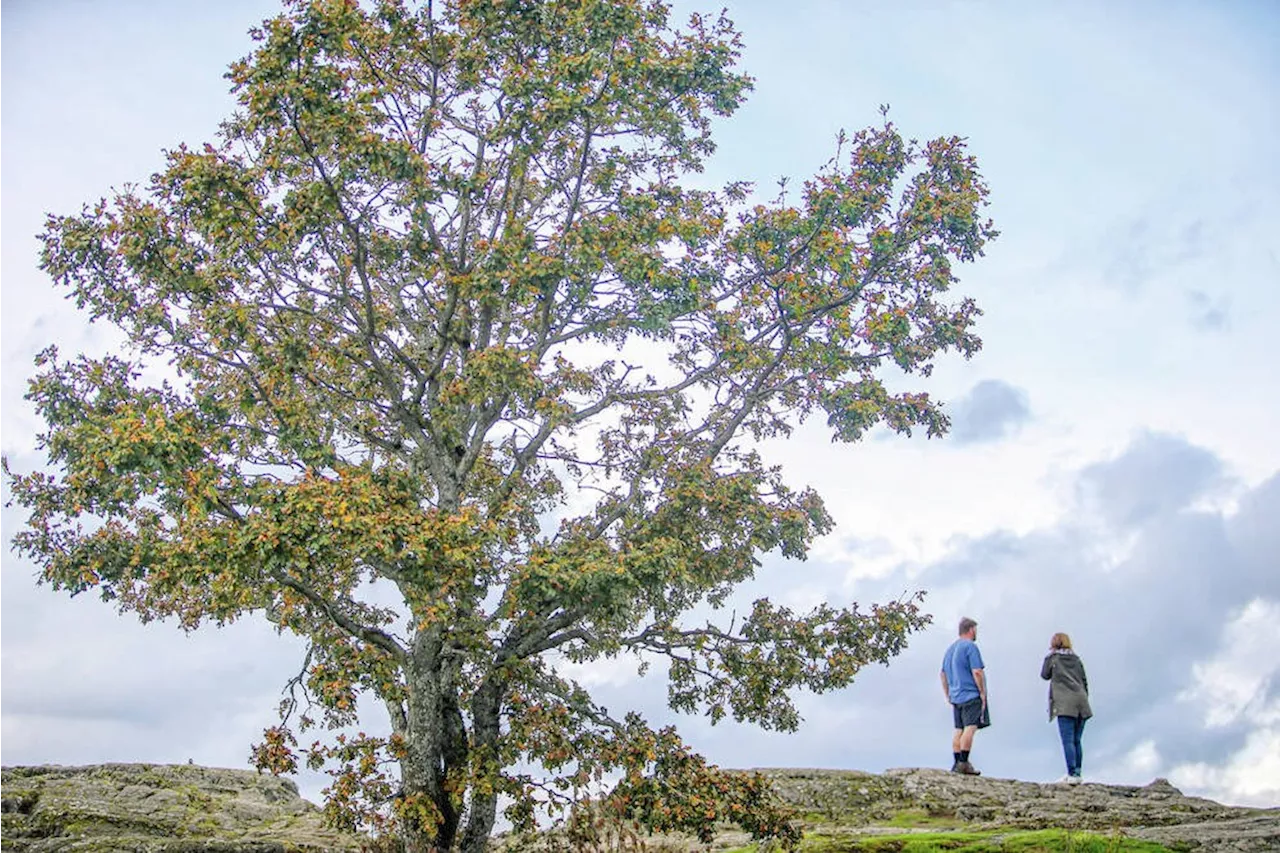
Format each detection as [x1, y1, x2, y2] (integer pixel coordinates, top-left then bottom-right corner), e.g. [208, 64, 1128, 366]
[437, 664, 468, 848]
[402, 628, 454, 853]
[459, 677, 504, 853]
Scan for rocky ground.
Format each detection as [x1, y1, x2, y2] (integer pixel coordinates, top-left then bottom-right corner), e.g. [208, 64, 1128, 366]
[0, 763, 363, 852]
[3, 763, 1276, 852]
[753, 767, 1280, 852]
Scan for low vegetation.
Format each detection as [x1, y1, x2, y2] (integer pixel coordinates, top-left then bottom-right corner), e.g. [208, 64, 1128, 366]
[790, 827, 1185, 853]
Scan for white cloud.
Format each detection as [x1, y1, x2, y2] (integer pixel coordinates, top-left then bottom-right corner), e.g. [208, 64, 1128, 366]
[554, 657, 647, 691]
[1180, 598, 1280, 728]
[1121, 740, 1163, 778]
[1167, 596, 1280, 806]
[1171, 729, 1280, 808]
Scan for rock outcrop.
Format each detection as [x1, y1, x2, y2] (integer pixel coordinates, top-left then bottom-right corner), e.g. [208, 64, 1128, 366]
[4, 763, 1278, 852]
[0, 763, 363, 852]
[759, 767, 1280, 852]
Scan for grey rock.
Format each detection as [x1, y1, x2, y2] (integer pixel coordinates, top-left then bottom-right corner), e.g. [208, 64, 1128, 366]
[752, 767, 1280, 852]
[0, 763, 363, 852]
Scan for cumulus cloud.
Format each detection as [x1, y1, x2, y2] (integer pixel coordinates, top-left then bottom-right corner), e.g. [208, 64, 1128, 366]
[1180, 599, 1280, 728]
[1077, 431, 1229, 529]
[1226, 472, 1280, 587]
[946, 380, 1032, 445]
[1169, 597, 1280, 805]
[1120, 741, 1162, 777]
[1171, 729, 1280, 808]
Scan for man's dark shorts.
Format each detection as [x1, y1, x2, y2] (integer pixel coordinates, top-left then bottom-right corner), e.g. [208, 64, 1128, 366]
[953, 698, 989, 729]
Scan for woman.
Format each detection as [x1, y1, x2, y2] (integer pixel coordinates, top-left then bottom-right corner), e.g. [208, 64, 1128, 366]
[1041, 632, 1092, 784]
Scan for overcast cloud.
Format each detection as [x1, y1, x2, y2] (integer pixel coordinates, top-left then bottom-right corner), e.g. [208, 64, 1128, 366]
[948, 380, 1032, 446]
[3, 0, 1278, 810]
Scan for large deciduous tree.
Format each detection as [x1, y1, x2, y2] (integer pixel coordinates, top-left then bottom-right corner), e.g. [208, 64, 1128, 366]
[6, 0, 997, 850]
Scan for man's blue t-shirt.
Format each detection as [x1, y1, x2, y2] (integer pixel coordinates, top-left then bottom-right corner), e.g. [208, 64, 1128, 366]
[942, 638, 985, 704]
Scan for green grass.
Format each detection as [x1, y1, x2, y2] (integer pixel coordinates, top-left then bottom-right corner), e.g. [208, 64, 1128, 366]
[726, 828, 1183, 853]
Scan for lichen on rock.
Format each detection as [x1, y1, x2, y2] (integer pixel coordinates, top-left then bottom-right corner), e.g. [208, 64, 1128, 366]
[751, 768, 1280, 852]
[0, 763, 363, 852]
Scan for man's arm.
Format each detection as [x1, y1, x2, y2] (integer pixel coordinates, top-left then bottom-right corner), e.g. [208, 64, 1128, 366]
[973, 668, 987, 706]
[940, 670, 950, 702]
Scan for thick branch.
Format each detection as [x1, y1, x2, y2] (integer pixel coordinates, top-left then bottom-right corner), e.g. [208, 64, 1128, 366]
[272, 571, 408, 663]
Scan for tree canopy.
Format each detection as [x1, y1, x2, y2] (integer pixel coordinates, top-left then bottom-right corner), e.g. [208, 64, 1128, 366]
[6, 0, 996, 850]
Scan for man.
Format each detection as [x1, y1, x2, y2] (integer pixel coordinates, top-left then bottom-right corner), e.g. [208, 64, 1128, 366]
[940, 616, 987, 776]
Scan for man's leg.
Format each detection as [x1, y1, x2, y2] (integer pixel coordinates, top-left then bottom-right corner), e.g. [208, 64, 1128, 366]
[950, 701, 964, 771]
[957, 724, 980, 774]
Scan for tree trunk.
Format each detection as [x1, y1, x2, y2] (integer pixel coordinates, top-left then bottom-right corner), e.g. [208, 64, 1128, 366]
[459, 678, 503, 853]
[401, 627, 459, 853]
[437, 668, 468, 846]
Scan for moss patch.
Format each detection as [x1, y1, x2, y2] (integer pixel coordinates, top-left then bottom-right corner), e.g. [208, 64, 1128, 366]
[871, 830, 1172, 852]
[740, 828, 1186, 853]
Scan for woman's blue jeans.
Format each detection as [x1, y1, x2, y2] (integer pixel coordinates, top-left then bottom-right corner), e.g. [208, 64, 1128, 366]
[1057, 715, 1086, 776]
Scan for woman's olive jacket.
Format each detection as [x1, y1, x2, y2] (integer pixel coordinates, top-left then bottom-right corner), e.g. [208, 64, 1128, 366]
[1041, 650, 1092, 720]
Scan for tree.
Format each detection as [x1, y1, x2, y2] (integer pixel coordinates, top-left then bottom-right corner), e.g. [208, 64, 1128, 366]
[6, 0, 997, 850]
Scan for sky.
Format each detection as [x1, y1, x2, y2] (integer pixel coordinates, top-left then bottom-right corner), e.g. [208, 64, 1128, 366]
[3, 0, 1279, 812]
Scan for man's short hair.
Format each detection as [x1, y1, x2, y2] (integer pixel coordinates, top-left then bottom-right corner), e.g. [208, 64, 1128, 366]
[958, 617, 978, 636]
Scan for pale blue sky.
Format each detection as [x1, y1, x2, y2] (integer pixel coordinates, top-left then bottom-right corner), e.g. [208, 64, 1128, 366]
[3, 0, 1278, 808]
